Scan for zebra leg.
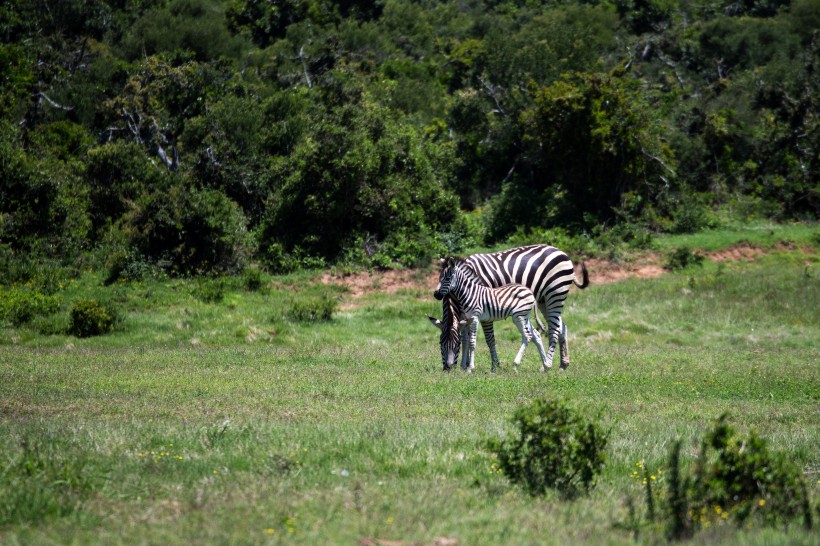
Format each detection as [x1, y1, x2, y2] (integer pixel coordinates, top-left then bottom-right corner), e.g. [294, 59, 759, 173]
[463, 318, 478, 373]
[512, 315, 531, 370]
[529, 320, 549, 371]
[558, 318, 570, 370]
[480, 321, 500, 372]
[542, 313, 561, 370]
[459, 324, 470, 370]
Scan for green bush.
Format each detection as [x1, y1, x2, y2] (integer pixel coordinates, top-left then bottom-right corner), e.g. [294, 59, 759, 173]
[288, 293, 338, 323]
[119, 183, 251, 276]
[664, 247, 705, 270]
[690, 415, 811, 528]
[487, 398, 608, 499]
[257, 242, 300, 275]
[657, 415, 812, 540]
[241, 268, 266, 292]
[105, 248, 164, 284]
[0, 286, 62, 327]
[69, 299, 119, 338]
[192, 276, 227, 303]
[669, 200, 719, 234]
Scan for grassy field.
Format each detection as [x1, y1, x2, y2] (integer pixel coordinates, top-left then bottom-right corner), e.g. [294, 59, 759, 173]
[0, 227, 818, 545]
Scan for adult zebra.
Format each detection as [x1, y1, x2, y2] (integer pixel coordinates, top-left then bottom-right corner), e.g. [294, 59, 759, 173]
[429, 245, 588, 372]
[436, 257, 548, 372]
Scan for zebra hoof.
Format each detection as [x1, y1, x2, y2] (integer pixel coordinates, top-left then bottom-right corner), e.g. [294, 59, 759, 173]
[559, 362, 569, 371]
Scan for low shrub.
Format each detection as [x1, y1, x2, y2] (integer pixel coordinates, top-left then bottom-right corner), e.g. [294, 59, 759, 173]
[0, 286, 62, 327]
[69, 299, 119, 338]
[192, 276, 227, 303]
[688, 415, 812, 530]
[105, 248, 164, 284]
[288, 293, 338, 322]
[665, 247, 705, 270]
[487, 398, 608, 499]
[118, 184, 251, 276]
[241, 268, 266, 292]
[638, 414, 813, 541]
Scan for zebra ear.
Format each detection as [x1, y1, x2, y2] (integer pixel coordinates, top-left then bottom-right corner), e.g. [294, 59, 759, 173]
[447, 257, 455, 267]
[427, 315, 444, 331]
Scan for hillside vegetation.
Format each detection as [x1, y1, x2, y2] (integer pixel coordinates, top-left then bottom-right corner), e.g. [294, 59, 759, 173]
[1, 0, 818, 279]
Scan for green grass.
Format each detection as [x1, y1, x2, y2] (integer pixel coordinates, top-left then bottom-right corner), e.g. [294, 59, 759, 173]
[653, 221, 819, 252]
[0, 237, 818, 545]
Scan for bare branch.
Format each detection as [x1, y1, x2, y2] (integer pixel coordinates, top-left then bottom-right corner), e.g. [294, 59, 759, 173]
[37, 92, 73, 111]
[500, 158, 518, 185]
[478, 76, 506, 116]
[298, 45, 313, 89]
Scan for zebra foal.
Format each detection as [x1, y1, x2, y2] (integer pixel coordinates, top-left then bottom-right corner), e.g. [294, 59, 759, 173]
[436, 258, 548, 373]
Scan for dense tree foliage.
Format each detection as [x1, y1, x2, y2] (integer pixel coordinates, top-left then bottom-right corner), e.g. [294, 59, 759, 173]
[0, 0, 817, 277]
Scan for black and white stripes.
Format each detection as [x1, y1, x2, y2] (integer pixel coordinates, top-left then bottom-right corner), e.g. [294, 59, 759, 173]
[437, 258, 548, 372]
[430, 245, 588, 372]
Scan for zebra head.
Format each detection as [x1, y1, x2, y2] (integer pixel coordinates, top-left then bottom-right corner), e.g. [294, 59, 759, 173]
[426, 293, 461, 370]
[434, 257, 460, 299]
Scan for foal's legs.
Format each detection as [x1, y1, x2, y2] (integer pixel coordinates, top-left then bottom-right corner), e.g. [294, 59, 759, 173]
[512, 314, 532, 369]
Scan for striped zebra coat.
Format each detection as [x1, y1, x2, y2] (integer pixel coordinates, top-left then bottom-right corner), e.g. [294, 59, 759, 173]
[430, 245, 588, 372]
[436, 258, 548, 372]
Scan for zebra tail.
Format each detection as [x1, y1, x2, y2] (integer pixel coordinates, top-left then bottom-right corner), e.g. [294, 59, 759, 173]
[574, 262, 590, 289]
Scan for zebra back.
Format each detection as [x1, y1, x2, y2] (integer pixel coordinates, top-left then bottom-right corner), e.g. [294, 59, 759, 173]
[441, 259, 537, 321]
[465, 245, 578, 302]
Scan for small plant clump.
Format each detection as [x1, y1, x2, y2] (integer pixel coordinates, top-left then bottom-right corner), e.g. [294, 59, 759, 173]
[644, 414, 813, 541]
[241, 268, 266, 292]
[0, 286, 61, 327]
[689, 415, 812, 530]
[69, 299, 119, 338]
[288, 293, 338, 323]
[487, 398, 608, 499]
[192, 276, 227, 303]
[664, 246, 705, 270]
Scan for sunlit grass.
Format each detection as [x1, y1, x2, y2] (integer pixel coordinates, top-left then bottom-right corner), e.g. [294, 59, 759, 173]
[0, 240, 817, 545]
[654, 221, 819, 252]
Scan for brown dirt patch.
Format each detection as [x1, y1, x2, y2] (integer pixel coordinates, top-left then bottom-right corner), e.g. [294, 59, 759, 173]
[319, 269, 439, 310]
[318, 243, 807, 309]
[706, 243, 767, 262]
[582, 254, 666, 285]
